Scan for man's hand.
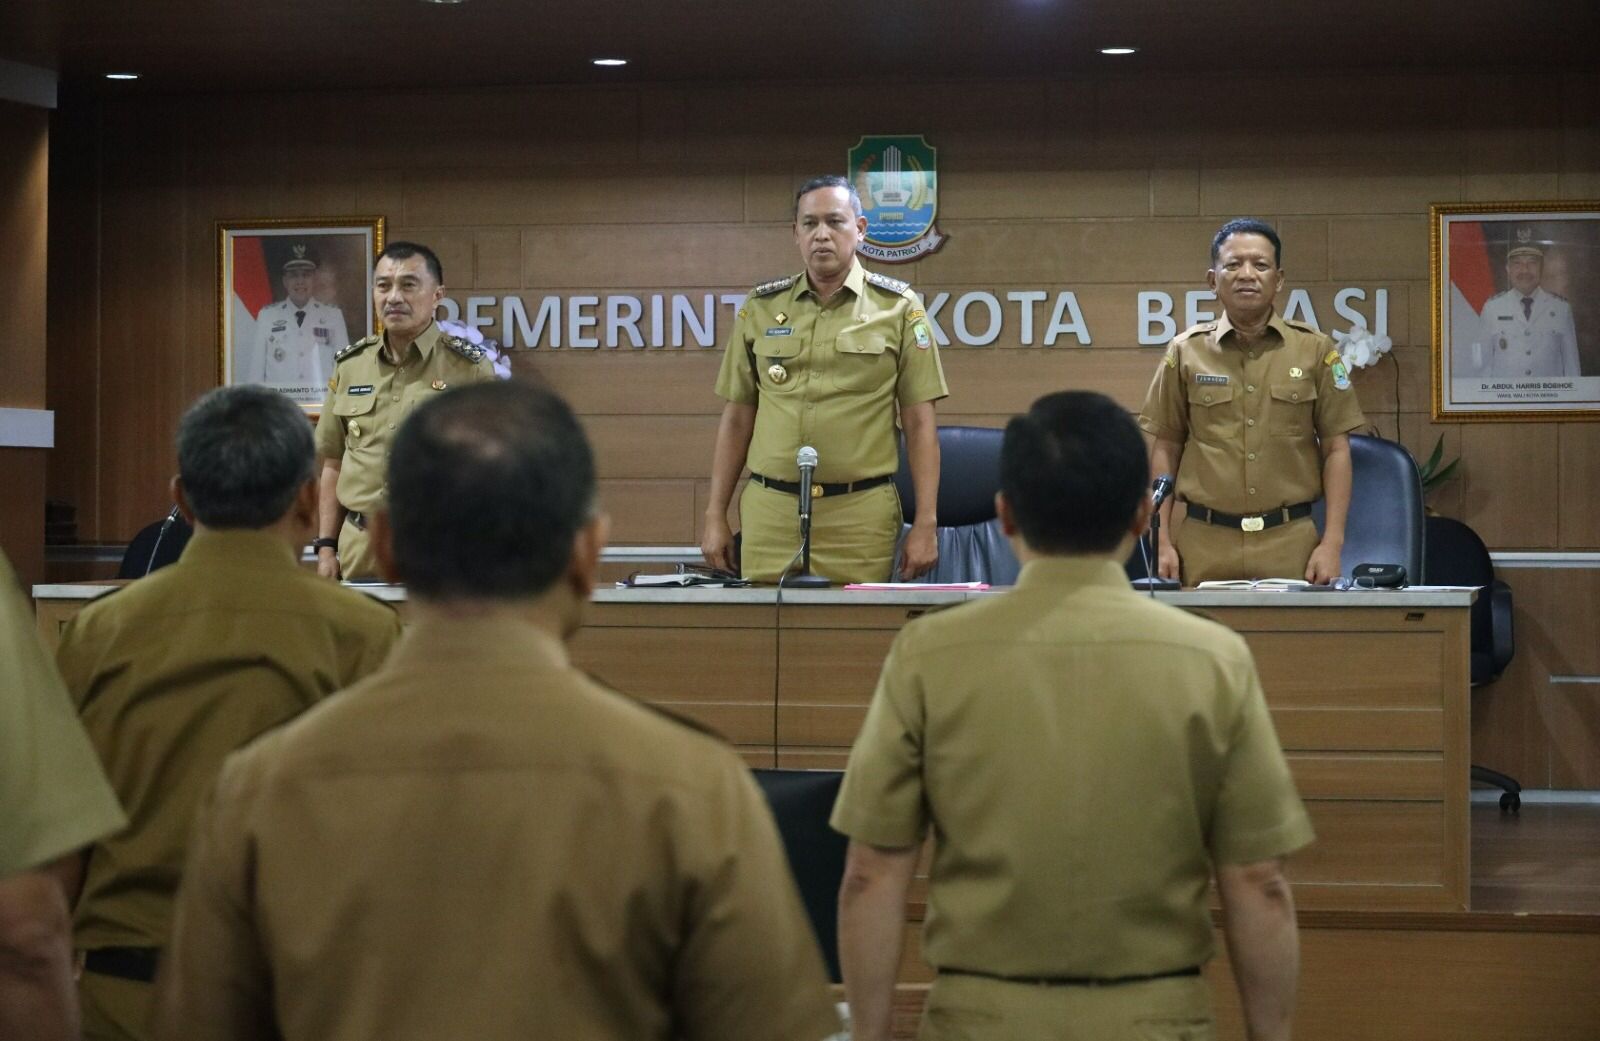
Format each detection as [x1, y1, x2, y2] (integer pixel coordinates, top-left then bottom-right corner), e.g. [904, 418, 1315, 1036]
[1304, 540, 1342, 585]
[899, 522, 938, 580]
[315, 548, 340, 580]
[1157, 541, 1182, 582]
[702, 513, 735, 574]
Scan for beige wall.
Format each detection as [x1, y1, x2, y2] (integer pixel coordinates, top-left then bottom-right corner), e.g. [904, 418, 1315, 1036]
[44, 71, 1600, 782]
[0, 99, 49, 588]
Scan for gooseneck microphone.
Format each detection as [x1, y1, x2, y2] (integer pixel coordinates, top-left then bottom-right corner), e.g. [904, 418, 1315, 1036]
[1134, 474, 1180, 596]
[783, 445, 831, 589]
[1150, 473, 1175, 509]
[145, 504, 183, 577]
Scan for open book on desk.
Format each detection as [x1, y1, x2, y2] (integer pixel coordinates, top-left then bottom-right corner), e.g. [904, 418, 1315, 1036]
[1194, 578, 1312, 591]
[619, 569, 749, 589]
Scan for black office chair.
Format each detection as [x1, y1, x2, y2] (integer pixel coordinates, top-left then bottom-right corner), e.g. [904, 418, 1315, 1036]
[1312, 433, 1424, 581]
[751, 768, 848, 982]
[116, 514, 192, 578]
[1424, 515, 1520, 812]
[891, 426, 1020, 584]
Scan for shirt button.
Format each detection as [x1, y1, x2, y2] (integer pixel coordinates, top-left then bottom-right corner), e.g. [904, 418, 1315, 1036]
[1202, 394, 1213, 403]
[393, 395, 400, 402]
[1247, 452, 1257, 461]
[1249, 487, 1257, 495]
[1246, 418, 1256, 427]
[1249, 352, 1258, 359]
[1246, 384, 1256, 393]
[1291, 392, 1300, 401]
[388, 423, 395, 430]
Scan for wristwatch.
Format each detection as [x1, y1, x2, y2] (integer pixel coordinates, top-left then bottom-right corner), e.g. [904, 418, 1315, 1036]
[311, 537, 339, 552]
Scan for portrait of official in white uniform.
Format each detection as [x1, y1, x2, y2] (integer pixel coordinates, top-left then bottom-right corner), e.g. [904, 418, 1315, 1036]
[251, 246, 349, 392]
[1435, 207, 1600, 420]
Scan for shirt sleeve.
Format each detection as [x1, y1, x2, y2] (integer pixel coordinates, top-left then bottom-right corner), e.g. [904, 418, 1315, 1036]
[671, 757, 842, 1041]
[896, 294, 948, 406]
[313, 378, 345, 460]
[1208, 651, 1315, 866]
[0, 562, 125, 877]
[1312, 336, 1367, 439]
[830, 632, 928, 848]
[1559, 303, 1581, 377]
[1137, 342, 1189, 442]
[712, 306, 759, 406]
[150, 757, 276, 1041]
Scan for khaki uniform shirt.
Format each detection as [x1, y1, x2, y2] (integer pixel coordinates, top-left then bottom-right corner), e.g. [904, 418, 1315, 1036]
[154, 614, 841, 1041]
[314, 321, 496, 515]
[714, 260, 948, 483]
[832, 558, 1313, 979]
[0, 551, 125, 876]
[57, 530, 400, 950]
[1138, 312, 1367, 516]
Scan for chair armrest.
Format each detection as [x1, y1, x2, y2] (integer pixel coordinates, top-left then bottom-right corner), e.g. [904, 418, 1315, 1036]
[1489, 579, 1515, 674]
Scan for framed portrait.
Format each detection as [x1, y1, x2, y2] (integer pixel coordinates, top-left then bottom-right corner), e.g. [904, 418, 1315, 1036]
[1431, 201, 1600, 421]
[217, 217, 385, 411]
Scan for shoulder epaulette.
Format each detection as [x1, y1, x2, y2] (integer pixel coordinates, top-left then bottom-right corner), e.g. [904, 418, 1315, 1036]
[441, 334, 486, 364]
[1175, 322, 1215, 341]
[1550, 290, 1568, 302]
[334, 335, 380, 364]
[864, 270, 911, 295]
[750, 274, 797, 298]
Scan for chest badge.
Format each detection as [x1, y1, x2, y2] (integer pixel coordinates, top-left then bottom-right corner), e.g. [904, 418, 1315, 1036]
[774, 312, 789, 325]
[1289, 367, 1304, 379]
[431, 379, 447, 391]
[327, 377, 337, 392]
[768, 363, 790, 384]
[272, 347, 286, 362]
[348, 420, 361, 437]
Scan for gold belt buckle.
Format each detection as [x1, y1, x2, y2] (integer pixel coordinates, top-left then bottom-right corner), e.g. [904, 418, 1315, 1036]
[1241, 515, 1265, 533]
[811, 483, 825, 499]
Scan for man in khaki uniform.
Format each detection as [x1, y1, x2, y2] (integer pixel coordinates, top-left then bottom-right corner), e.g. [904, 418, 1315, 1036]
[1140, 219, 1366, 586]
[56, 386, 401, 1041]
[314, 241, 497, 580]
[834, 392, 1312, 1041]
[154, 381, 841, 1041]
[1, 549, 126, 1041]
[704, 174, 948, 584]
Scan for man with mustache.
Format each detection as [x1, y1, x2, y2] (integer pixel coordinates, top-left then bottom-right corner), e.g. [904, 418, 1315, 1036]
[703, 175, 948, 584]
[313, 241, 497, 580]
[1139, 219, 1366, 586]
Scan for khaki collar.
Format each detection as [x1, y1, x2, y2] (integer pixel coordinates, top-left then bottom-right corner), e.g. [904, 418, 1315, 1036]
[796, 259, 865, 309]
[383, 319, 440, 365]
[1013, 556, 1135, 596]
[176, 528, 301, 571]
[387, 608, 573, 674]
[1214, 310, 1288, 349]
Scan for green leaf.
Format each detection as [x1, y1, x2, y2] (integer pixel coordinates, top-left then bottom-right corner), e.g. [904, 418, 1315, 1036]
[1424, 457, 1461, 490]
[1421, 435, 1445, 476]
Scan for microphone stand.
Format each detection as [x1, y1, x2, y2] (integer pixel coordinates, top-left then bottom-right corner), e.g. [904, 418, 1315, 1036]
[787, 481, 831, 589]
[1132, 475, 1179, 595]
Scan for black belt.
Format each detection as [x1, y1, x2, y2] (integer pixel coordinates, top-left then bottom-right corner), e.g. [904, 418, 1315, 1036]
[941, 965, 1201, 988]
[1185, 500, 1314, 533]
[750, 472, 894, 499]
[81, 946, 160, 984]
[345, 510, 367, 531]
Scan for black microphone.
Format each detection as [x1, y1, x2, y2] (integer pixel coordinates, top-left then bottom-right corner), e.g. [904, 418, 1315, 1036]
[145, 504, 183, 576]
[1150, 474, 1175, 509]
[797, 446, 818, 523]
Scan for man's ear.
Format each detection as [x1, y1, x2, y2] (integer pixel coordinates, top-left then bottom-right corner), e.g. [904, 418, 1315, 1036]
[371, 510, 401, 585]
[1206, 267, 1219, 292]
[568, 513, 611, 599]
[996, 492, 1019, 537]
[171, 476, 195, 525]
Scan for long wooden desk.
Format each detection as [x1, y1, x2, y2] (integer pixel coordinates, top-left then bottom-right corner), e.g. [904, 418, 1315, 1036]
[33, 583, 1475, 912]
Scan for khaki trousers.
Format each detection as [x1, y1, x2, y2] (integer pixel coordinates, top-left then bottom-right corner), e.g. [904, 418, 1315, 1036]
[1173, 513, 1320, 586]
[78, 970, 153, 1041]
[738, 480, 902, 584]
[920, 971, 1214, 1041]
[336, 512, 381, 581]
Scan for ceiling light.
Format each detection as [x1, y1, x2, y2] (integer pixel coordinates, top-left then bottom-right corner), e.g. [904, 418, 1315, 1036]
[592, 58, 628, 67]
[1099, 47, 1137, 55]
[419, 0, 469, 5]
[105, 72, 141, 80]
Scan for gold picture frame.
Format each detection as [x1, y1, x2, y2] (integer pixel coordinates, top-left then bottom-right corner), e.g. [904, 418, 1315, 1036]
[217, 216, 385, 412]
[1430, 200, 1600, 422]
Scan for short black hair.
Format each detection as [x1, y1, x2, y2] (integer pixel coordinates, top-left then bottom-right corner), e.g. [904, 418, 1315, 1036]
[388, 381, 596, 600]
[378, 240, 444, 284]
[1001, 391, 1147, 554]
[176, 386, 315, 529]
[795, 174, 864, 218]
[1211, 218, 1282, 268]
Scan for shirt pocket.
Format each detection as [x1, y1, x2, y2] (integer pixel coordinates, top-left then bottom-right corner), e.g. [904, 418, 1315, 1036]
[1186, 382, 1238, 441]
[755, 334, 805, 392]
[1268, 382, 1317, 437]
[330, 393, 377, 446]
[832, 327, 896, 393]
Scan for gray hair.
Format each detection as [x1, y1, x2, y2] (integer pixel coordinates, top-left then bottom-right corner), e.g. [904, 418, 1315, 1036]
[795, 174, 865, 218]
[176, 385, 316, 528]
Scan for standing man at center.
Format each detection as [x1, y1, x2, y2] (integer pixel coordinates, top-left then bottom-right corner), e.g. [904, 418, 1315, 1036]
[703, 175, 948, 584]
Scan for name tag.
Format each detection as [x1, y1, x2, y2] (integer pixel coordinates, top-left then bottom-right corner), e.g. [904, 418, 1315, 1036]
[1195, 373, 1229, 385]
[270, 321, 288, 332]
[348, 385, 374, 395]
[1498, 315, 1514, 321]
[764, 327, 794, 337]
